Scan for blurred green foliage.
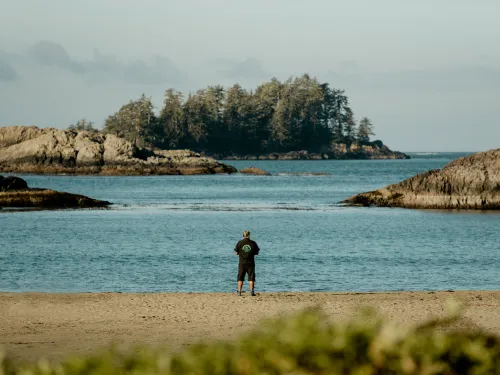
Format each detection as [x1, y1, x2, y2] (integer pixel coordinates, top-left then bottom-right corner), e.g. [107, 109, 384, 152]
[2, 306, 500, 375]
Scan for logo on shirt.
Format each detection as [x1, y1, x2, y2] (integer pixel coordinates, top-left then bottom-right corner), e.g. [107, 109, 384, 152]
[242, 244, 252, 253]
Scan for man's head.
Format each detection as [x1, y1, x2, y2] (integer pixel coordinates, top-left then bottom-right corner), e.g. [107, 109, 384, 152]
[243, 230, 250, 239]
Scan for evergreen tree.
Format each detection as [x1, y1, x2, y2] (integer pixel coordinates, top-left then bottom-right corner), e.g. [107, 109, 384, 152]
[159, 89, 185, 148]
[358, 117, 375, 144]
[255, 78, 282, 151]
[223, 84, 257, 154]
[183, 91, 209, 150]
[343, 108, 357, 144]
[104, 94, 158, 148]
[331, 89, 349, 143]
[204, 85, 225, 152]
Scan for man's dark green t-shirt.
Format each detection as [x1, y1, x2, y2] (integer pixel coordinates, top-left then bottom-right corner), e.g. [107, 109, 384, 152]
[234, 238, 260, 266]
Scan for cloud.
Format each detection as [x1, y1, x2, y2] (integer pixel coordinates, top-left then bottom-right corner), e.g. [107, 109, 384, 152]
[0, 60, 19, 81]
[28, 41, 88, 74]
[91, 50, 184, 85]
[22, 41, 184, 85]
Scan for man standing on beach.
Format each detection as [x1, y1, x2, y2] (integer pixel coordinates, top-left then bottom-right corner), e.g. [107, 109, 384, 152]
[234, 230, 260, 296]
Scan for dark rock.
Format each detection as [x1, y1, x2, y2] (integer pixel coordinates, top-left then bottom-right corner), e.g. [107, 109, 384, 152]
[239, 167, 271, 176]
[0, 189, 111, 210]
[0, 175, 28, 191]
[0, 174, 110, 210]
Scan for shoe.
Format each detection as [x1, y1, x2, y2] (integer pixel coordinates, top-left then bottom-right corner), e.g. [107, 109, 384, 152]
[251, 291, 256, 296]
[237, 291, 242, 296]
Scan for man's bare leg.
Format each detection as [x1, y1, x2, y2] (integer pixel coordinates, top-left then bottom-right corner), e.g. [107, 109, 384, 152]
[237, 281, 243, 295]
[249, 281, 255, 295]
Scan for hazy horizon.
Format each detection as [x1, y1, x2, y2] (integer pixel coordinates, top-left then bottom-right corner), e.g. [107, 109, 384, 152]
[1, 0, 499, 152]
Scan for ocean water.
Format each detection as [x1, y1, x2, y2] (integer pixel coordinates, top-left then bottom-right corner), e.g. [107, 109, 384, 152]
[1, 152, 499, 293]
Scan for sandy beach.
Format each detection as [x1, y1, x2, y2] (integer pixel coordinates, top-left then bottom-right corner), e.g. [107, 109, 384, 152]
[1, 290, 500, 362]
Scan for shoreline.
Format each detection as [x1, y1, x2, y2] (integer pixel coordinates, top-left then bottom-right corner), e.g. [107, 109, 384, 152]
[0, 290, 500, 296]
[2, 290, 500, 362]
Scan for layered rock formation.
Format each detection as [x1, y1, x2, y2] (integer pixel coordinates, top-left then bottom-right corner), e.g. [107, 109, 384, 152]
[0, 126, 237, 175]
[0, 175, 110, 210]
[213, 144, 409, 160]
[330, 143, 409, 160]
[222, 151, 326, 160]
[343, 149, 500, 210]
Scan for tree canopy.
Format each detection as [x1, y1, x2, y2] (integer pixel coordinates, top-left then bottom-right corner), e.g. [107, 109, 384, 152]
[101, 75, 379, 154]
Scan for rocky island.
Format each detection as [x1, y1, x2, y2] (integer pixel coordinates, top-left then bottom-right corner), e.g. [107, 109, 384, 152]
[0, 126, 237, 175]
[0, 175, 110, 210]
[93, 75, 409, 162]
[343, 148, 500, 210]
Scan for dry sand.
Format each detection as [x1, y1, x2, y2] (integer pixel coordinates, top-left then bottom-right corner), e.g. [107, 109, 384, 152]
[1, 291, 500, 362]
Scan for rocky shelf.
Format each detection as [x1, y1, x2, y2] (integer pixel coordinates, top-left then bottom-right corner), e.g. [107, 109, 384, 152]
[0, 175, 111, 211]
[210, 144, 409, 161]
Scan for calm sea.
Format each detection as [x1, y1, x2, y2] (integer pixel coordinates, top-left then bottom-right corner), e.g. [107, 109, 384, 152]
[1, 152, 499, 293]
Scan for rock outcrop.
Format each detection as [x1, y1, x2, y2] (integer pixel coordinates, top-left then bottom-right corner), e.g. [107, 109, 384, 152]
[239, 167, 271, 176]
[0, 175, 111, 210]
[342, 149, 500, 210]
[330, 143, 409, 160]
[0, 126, 237, 175]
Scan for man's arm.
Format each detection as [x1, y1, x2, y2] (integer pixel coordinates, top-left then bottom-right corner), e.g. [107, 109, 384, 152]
[234, 242, 239, 255]
[255, 242, 260, 255]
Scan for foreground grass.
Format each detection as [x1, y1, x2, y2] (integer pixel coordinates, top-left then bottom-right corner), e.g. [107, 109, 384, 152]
[2, 304, 500, 375]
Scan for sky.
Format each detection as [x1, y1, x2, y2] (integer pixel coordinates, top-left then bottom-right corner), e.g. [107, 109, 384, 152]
[0, 0, 499, 152]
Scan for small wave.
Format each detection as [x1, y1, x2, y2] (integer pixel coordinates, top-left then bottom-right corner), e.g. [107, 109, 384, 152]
[110, 203, 338, 212]
[275, 172, 329, 176]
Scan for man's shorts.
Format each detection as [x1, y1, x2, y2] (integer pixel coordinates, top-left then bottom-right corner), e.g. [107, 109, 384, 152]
[237, 264, 255, 282]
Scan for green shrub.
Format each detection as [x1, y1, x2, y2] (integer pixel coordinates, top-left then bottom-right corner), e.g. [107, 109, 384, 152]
[2, 305, 500, 375]
[370, 140, 385, 148]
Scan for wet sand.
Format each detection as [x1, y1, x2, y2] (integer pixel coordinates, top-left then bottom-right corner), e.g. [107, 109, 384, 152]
[1, 290, 500, 362]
